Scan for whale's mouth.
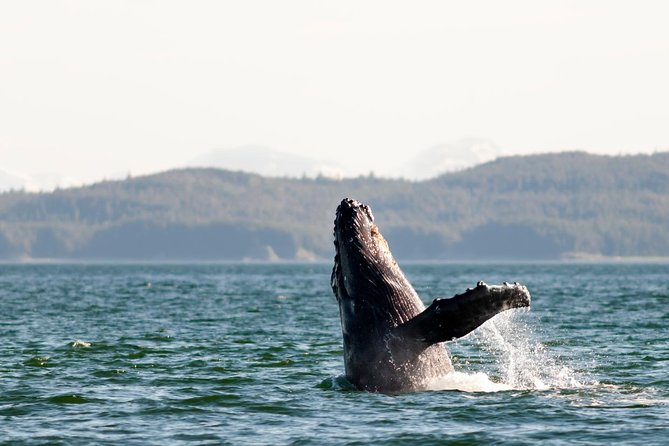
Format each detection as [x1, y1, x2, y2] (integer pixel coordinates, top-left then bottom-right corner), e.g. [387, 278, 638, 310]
[332, 199, 384, 298]
[333, 199, 374, 250]
[332, 198, 392, 263]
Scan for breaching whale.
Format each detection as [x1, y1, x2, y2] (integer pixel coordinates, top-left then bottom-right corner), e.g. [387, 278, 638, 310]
[331, 198, 531, 392]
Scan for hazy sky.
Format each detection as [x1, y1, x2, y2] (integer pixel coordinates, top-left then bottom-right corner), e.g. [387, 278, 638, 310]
[1, 1, 668, 184]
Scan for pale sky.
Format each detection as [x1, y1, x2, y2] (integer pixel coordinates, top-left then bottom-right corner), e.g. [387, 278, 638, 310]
[1, 1, 668, 186]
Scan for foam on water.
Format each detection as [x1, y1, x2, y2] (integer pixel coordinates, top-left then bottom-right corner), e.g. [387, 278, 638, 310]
[426, 371, 512, 393]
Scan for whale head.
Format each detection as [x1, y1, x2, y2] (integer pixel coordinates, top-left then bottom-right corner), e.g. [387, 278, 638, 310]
[331, 198, 425, 339]
[332, 198, 422, 317]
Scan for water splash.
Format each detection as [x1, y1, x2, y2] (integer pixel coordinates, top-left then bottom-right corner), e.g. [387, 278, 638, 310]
[429, 310, 591, 392]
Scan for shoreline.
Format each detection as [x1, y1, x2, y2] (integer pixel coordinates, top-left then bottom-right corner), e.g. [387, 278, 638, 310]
[2, 256, 669, 266]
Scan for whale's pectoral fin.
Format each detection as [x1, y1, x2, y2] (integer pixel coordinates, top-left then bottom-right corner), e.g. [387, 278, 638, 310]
[393, 282, 531, 346]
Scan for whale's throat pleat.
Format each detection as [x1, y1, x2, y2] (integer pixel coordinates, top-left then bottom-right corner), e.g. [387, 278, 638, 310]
[377, 273, 425, 326]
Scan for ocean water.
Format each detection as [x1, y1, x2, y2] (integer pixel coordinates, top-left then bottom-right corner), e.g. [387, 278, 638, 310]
[0, 262, 667, 445]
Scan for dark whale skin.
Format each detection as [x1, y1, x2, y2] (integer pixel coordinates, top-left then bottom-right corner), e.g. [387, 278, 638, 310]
[331, 198, 531, 392]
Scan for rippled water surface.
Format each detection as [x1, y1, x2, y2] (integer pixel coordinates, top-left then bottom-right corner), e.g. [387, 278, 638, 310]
[1, 262, 667, 445]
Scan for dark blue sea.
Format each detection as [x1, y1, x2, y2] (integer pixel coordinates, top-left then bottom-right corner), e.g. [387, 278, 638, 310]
[1, 262, 667, 445]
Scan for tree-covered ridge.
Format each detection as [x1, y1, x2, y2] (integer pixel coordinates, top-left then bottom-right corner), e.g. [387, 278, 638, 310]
[1, 151, 668, 260]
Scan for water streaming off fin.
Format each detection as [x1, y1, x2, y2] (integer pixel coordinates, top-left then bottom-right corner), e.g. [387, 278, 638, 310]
[435, 309, 594, 392]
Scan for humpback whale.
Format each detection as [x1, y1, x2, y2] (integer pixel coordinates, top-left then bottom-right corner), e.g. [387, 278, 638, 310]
[331, 198, 531, 392]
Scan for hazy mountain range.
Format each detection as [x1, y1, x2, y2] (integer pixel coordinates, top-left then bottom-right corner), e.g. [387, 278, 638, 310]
[1, 151, 668, 261]
[188, 145, 348, 179]
[189, 138, 502, 180]
[2, 139, 503, 192]
[0, 168, 105, 193]
[395, 138, 501, 179]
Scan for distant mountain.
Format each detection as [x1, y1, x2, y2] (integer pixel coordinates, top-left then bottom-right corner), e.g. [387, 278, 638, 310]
[189, 145, 348, 178]
[0, 169, 87, 193]
[0, 169, 27, 192]
[395, 138, 501, 179]
[190, 140, 502, 181]
[1, 151, 668, 261]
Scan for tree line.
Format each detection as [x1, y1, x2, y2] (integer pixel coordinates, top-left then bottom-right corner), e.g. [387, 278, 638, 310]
[1, 151, 668, 260]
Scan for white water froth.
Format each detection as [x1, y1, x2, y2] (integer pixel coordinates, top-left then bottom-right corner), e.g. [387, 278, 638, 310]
[427, 371, 512, 393]
[427, 310, 589, 393]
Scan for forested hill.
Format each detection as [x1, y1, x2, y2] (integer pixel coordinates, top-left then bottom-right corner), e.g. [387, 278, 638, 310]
[1, 151, 668, 261]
